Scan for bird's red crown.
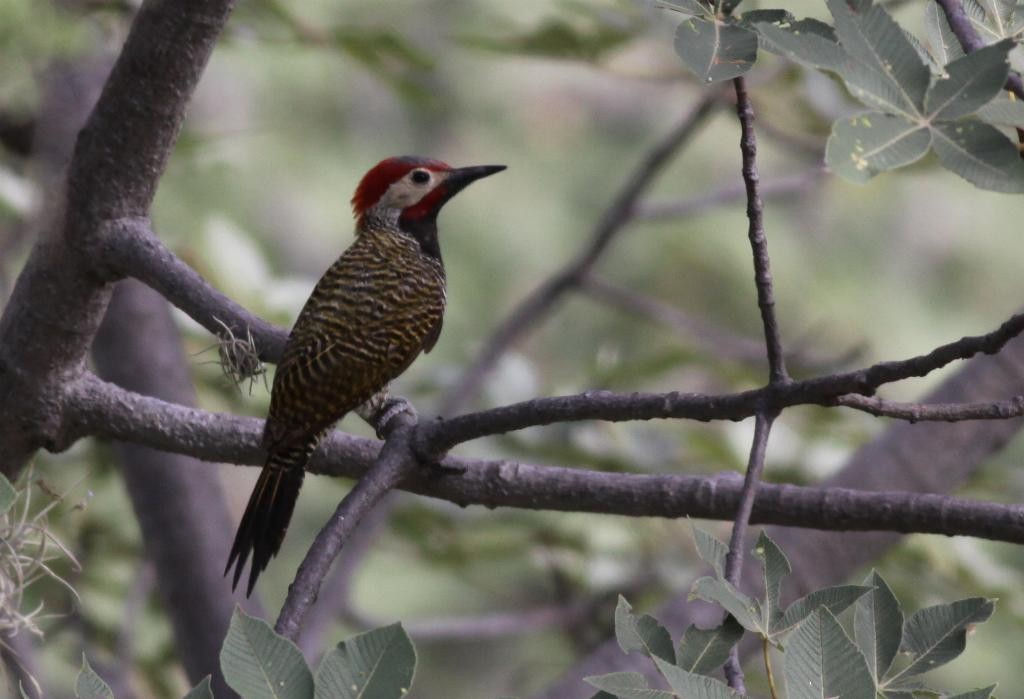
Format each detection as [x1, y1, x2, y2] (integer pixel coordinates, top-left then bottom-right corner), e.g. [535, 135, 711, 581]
[351, 156, 451, 218]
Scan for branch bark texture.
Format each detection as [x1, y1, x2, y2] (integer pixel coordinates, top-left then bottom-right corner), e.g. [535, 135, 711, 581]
[0, 0, 237, 474]
[60, 376, 1024, 543]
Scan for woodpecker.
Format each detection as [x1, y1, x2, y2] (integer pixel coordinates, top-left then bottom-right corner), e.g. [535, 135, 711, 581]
[226, 156, 505, 595]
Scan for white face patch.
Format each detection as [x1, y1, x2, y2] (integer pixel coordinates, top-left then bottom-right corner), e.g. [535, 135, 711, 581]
[378, 168, 450, 210]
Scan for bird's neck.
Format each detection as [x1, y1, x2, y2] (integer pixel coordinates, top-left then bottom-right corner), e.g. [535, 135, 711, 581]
[358, 207, 443, 262]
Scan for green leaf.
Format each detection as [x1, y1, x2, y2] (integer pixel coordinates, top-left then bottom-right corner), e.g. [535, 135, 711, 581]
[886, 678, 933, 694]
[784, 608, 875, 699]
[661, 0, 713, 17]
[315, 623, 416, 699]
[692, 525, 729, 579]
[690, 577, 765, 634]
[903, 26, 942, 71]
[76, 656, 114, 699]
[584, 672, 674, 699]
[674, 16, 758, 83]
[926, 40, 1014, 120]
[220, 607, 314, 699]
[931, 120, 1024, 192]
[754, 17, 844, 71]
[753, 531, 790, 628]
[826, 112, 932, 182]
[614, 596, 675, 664]
[976, 93, 1024, 126]
[775, 585, 873, 636]
[925, 0, 965, 66]
[946, 685, 998, 699]
[966, 0, 1024, 39]
[183, 677, 214, 699]
[898, 597, 995, 678]
[827, 0, 931, 116]
[653, 658, 747, 698]
[677, 617, 744, 674]
[854, 571, 903, 684]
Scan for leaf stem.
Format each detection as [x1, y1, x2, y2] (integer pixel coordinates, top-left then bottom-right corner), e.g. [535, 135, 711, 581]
[763, 636, 779, 699]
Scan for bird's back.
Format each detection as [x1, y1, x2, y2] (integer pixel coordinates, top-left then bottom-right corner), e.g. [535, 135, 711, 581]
[264, 226, 447, 450]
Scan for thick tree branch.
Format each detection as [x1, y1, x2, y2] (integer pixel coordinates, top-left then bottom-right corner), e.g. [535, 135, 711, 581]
[57, 294, 1024, 465]
[102, 220, 287, 361]
[437, 94, 721, 415]
[0, 0, 236, 474]
[62, 376, 1024, 544]
[65, 0, 237, 223]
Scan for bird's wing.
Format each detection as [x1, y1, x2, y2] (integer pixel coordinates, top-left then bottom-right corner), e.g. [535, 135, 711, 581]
[264, 330, 393, 447]
[422, 314, 443, 354]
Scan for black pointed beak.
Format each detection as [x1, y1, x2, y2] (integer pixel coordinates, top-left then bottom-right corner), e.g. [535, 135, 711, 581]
[445, 164, 506, 193]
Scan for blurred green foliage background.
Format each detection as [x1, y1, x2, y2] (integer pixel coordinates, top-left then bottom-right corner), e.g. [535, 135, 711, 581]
[3, 0, 1024, 697]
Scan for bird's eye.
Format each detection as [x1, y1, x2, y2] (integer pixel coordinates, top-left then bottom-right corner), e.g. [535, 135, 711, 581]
[411, 169, 431, 185]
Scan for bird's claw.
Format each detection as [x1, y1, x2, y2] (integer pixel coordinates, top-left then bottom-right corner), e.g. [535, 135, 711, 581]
[372, 396, 417, 439]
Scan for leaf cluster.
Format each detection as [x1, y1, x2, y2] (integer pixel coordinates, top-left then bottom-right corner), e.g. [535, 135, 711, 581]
[663, 0, 1024, 191]
[585, 527, 998, 699]
[73, 609, 416, 699]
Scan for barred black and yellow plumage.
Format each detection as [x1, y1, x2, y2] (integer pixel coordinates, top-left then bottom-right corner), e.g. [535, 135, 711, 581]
[226, 156, 505, 595]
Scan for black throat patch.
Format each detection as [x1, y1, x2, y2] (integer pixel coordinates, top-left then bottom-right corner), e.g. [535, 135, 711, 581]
[399, 213, 442, 261]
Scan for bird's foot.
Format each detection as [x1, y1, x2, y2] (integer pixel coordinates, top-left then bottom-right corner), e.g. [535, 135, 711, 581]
[371, 396, 418, 439]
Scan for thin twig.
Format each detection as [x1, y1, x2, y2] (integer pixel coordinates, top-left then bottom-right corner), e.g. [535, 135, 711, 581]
[417, 303, 1024, 452]
[837, 393, 1024, 422]
[722, 411, 775, 692]
[437, 94, 721, 415]
[296, 497, 397, 657]
[274, 415, 418, 642]
[723, 415, 774, 584]
[721, 74, 786, 692]
[734, 76, 788, 386]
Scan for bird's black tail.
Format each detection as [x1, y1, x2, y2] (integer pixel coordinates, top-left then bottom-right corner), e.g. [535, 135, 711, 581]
[226, 445, 309, 596]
